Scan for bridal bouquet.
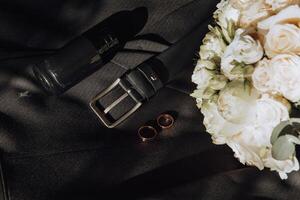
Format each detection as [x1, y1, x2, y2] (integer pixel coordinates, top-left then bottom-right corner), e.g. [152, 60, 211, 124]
[191, 0, 300, 179]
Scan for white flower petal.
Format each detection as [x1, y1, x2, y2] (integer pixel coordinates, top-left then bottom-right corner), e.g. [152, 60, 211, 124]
[217, 81, 259, 124]
[221, 29, 263, 80]
[258, 5, 300, 33]
[265, 0, 300, 12]
[265, 24, 300, 58]
[252, 59, 276, 92]
[238, 0, 271, 28]
[263, 151, 299, 179]
[215, 0, 240, 29]
[272, 54, 300, 102]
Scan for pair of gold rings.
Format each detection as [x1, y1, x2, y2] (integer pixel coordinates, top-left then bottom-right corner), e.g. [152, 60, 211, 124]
[138, 113, 174, 142]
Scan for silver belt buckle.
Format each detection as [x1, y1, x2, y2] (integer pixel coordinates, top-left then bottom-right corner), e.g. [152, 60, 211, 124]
[89, 78, 142, 128]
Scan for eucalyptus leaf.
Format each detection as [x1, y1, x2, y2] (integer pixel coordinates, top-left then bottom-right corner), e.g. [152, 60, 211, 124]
[231, 65, 244, 75]
[203, 88, 216, 100]
[222, 26, 232, 44]
[209, 94, 219, 103]
[290, 118, 300, 124]
[272, 135, 296, 161]
[198, 60, 217, 70]
[227, 20, 236, 40]
[286, 134, 300, 145]
[209, 75, 227, 90]
[243, 80, 251, 96]
[244, 65, 254, 77]
[191, 89, 204, 99]
[271, 120, 291, 145]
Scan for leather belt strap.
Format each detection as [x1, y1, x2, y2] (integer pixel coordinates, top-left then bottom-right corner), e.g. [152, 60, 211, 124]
[90, 18, 209, 128]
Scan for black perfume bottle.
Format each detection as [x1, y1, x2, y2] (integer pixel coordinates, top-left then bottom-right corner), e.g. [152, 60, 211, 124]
[32, 8, 147, 95]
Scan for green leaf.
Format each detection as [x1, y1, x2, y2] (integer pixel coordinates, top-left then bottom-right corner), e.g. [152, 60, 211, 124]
[203, 88, 216, 100]
[290, 118, 300, 124]
[271, 120, 291, 145]
[227, 20, 236, 40]
[197, 60, 217, 70]
[286, 135, 300, 145]
[209, 94, 219, 103]
[190, 89, 204, 99]
[209, 75, 227, 90]
[271, 118, 300, 160]
[230, 65, 244, 75]
[243, 80, 252, 96]
[272, 135, 298, 161]
[244, 65, 254, 77]
[222, 20, 234, 44]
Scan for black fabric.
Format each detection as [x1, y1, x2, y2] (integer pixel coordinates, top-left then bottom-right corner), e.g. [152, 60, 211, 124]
[122, 19, 211, 103]
[0, 1, 300, 200]
[32, 9, 148, 95]
[32, 37, 102, 95]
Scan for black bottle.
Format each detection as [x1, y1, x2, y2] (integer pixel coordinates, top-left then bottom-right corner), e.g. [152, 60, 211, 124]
[32, 8, 147, 95]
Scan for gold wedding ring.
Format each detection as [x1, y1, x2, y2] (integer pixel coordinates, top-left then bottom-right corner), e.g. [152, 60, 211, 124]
[156, 114, 174, 129]
[138, 126, 158, 142]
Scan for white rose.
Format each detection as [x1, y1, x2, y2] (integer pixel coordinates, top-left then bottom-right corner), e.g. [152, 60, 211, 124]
[263, 151, 299, 179]
[258, 5, 300, 34]
[253, 54, 300, 102]
[192, 68, 213, 90]
[201, 101, 246, 144]
[200, 83, 294, 178]
[271, 54, 300, 102]
[199, 31, 227, 60]
[253, 95, 290, 150]
[255, 94, 290, 128]
[200, 81, 259, 143]
[191, 68, 215, 107]
[265, 0, 300, 12]
[221, 29, 264, 80]
[226, 94, 290, 173]
[217, 80, 260, 124]
[265, 24, 300, 58]
[214, 0, 240, 29]
[229, 0, 271, 28]
[226, 133, 265, 169]
[252, 58, 276, 92]
[239, 0, 271, 28]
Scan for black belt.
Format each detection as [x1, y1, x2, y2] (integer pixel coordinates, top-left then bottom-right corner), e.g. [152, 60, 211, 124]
[90, 19, 209, 128]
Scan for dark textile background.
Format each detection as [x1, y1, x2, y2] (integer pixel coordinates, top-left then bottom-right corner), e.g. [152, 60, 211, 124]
[0, 0, 299, 200]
